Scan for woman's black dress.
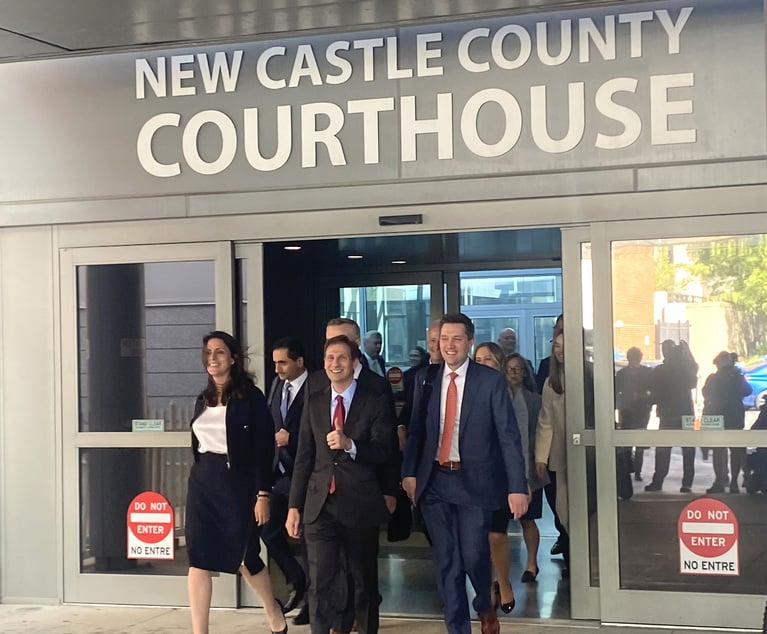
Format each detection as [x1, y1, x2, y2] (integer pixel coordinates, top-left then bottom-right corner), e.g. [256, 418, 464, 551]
[185, 383, 274, 574]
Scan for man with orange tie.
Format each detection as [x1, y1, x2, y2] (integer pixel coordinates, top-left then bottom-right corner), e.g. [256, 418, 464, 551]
[287, 335, 394, 634]
[402, 313, 528, 634]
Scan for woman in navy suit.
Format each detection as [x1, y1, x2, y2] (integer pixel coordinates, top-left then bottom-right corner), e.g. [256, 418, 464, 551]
[186, 331, 287, 634]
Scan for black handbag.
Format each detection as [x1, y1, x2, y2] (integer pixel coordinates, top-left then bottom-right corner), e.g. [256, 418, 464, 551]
[386, 488, 413, 542]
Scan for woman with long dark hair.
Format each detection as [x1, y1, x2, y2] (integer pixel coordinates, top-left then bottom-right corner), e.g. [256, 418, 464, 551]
[186, 331, 287, 634]
[535, 331, 570, 575]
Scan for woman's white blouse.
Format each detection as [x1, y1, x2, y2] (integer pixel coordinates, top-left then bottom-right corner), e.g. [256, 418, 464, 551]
[192, 404, 228, 455]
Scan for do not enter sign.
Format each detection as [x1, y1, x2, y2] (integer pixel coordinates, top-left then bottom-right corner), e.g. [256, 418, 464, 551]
[678, 498, 738, 575]
[127, 491, 175, 560]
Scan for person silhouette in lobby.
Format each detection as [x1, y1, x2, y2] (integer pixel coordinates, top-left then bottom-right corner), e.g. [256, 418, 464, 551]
[615, 346, 654, 481]
[402, 313, 527, 634]
[702, 350, 752, 494]
[645, 339, 699, 493]
[363, 330, 386, 377]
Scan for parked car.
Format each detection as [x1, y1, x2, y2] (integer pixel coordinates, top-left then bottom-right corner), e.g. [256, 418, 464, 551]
[740, 360, 767, 409]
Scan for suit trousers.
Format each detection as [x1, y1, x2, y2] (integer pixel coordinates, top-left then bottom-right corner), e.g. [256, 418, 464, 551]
[420, 468, 493, 634]
[261, 487, 306, 589]
[651, 446, 695, 488]
[304, 495, 380, 634]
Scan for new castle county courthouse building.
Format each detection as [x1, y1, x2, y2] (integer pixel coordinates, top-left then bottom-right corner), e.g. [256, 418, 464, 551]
[0, 0, 766, 630]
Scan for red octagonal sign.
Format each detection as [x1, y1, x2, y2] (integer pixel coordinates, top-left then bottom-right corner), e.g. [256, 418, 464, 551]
[127, 491, 175, 560]
[678, 498, 738, 575]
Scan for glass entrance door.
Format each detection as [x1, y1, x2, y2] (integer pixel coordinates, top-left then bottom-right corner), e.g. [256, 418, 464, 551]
[591, 217, 767, 629]
[61, 242, 236, 605]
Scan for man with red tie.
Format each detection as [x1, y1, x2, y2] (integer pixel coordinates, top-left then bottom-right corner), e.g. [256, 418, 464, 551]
[287, 335, 394, 634]
[402, 313, 528, 634]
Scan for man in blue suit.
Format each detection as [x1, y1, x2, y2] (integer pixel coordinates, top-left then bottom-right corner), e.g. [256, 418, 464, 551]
[402, 313, 528, 634]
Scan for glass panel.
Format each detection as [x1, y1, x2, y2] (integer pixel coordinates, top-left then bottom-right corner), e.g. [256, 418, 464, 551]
[533, 315, 559, 371]
[459, 269, 562, 366]
[612, 234, 767, 594]
[460, 270, 561, 306]
[470, 316, 520, 349]
[339, 284, 431, 371]
[77, 261, 214, 432]
[80, 447, 192, 575]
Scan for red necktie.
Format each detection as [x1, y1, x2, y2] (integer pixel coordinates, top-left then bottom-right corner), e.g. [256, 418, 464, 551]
[438, 372, 458, 464]
[329, 394, 345, 494]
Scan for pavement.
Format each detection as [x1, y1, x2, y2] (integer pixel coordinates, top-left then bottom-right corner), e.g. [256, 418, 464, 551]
[0, 604, 752, 634]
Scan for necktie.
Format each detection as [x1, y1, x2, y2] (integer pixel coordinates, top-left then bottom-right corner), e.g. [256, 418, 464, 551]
[438, 372, 458, 464]
[280, 381, 291, 422]
[329, 394, 345, 494]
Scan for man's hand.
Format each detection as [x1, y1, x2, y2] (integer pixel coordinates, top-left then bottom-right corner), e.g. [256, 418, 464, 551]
[384, 495, 396, 514]
[397, 425, 407, 452]
[326, 429, 352, 451]
[402, 477, 416, 502]
[275, 428, 290, 448]
[508, 493, 529, 519]
[535, 462, 548, 480]
[286, 508, 302, 538]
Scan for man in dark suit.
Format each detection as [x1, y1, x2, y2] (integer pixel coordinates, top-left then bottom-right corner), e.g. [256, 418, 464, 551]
[402, 313, 528, 634]
[311, 317, 399, 634]
[262, 337, 309, 618]
[287, 335, 395, 634]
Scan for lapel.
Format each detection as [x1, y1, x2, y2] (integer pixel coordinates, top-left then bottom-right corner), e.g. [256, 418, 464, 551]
[342, 381, 366, 437]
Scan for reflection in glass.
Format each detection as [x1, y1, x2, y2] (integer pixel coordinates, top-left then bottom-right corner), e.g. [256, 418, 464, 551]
[339, 284, 431, 370]
[80, 447, 191, 575]
[460, 269, 562, 368]
[77, 261, 215, 431]
[612, 235, 767, 594]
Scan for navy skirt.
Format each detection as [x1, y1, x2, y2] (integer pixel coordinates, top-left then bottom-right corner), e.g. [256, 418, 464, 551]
[186, 452, 264, 574]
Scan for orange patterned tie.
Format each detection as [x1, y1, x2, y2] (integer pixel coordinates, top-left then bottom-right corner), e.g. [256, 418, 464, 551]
[438, 372, 458, 464]
[329, 394, 345, 494]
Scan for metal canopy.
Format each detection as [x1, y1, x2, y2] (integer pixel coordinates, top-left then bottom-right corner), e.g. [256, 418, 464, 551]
[0, 0, 616, 63]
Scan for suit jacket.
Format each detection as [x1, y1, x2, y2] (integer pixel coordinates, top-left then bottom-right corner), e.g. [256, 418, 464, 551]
[307, 365, 400, 496]
[402, 360, 527, 510]
[190, 382, 275, 493]
[267, 375, 306, 496]
[535, 376, 566, 472]
[289, 380, 394, 527]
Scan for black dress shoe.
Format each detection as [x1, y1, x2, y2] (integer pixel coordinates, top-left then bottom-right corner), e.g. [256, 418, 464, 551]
[550, 540, 562, 555]
[282, 581, 306, 613]
[292, 602, 309, 626]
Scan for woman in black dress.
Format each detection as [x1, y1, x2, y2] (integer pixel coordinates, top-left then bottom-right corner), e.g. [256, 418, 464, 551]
[187, 331, 287, 634]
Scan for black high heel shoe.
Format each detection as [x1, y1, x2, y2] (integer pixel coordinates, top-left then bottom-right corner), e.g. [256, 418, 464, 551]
[499, 586, 515, 614]
[272, 599, 289, 634]
[521, 566, 539, 583]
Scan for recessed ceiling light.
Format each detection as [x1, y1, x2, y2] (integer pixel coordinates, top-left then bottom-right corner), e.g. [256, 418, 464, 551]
[283, 245, 302, 251]
[347, 254, 364, 260]
[391, 260, 407, 265]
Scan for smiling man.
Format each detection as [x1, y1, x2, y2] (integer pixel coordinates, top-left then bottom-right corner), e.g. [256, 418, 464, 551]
[287, 335, 394, 634]
[402, 313, 528, 634]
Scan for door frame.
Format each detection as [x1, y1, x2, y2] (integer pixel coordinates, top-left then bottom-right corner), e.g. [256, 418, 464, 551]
[60, 241, 235, 605]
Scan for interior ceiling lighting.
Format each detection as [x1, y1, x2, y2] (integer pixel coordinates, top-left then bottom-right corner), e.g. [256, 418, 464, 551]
[283, 245, 302, 251]
[347, 254, 364, 260]
[391, 260, 407, 264]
